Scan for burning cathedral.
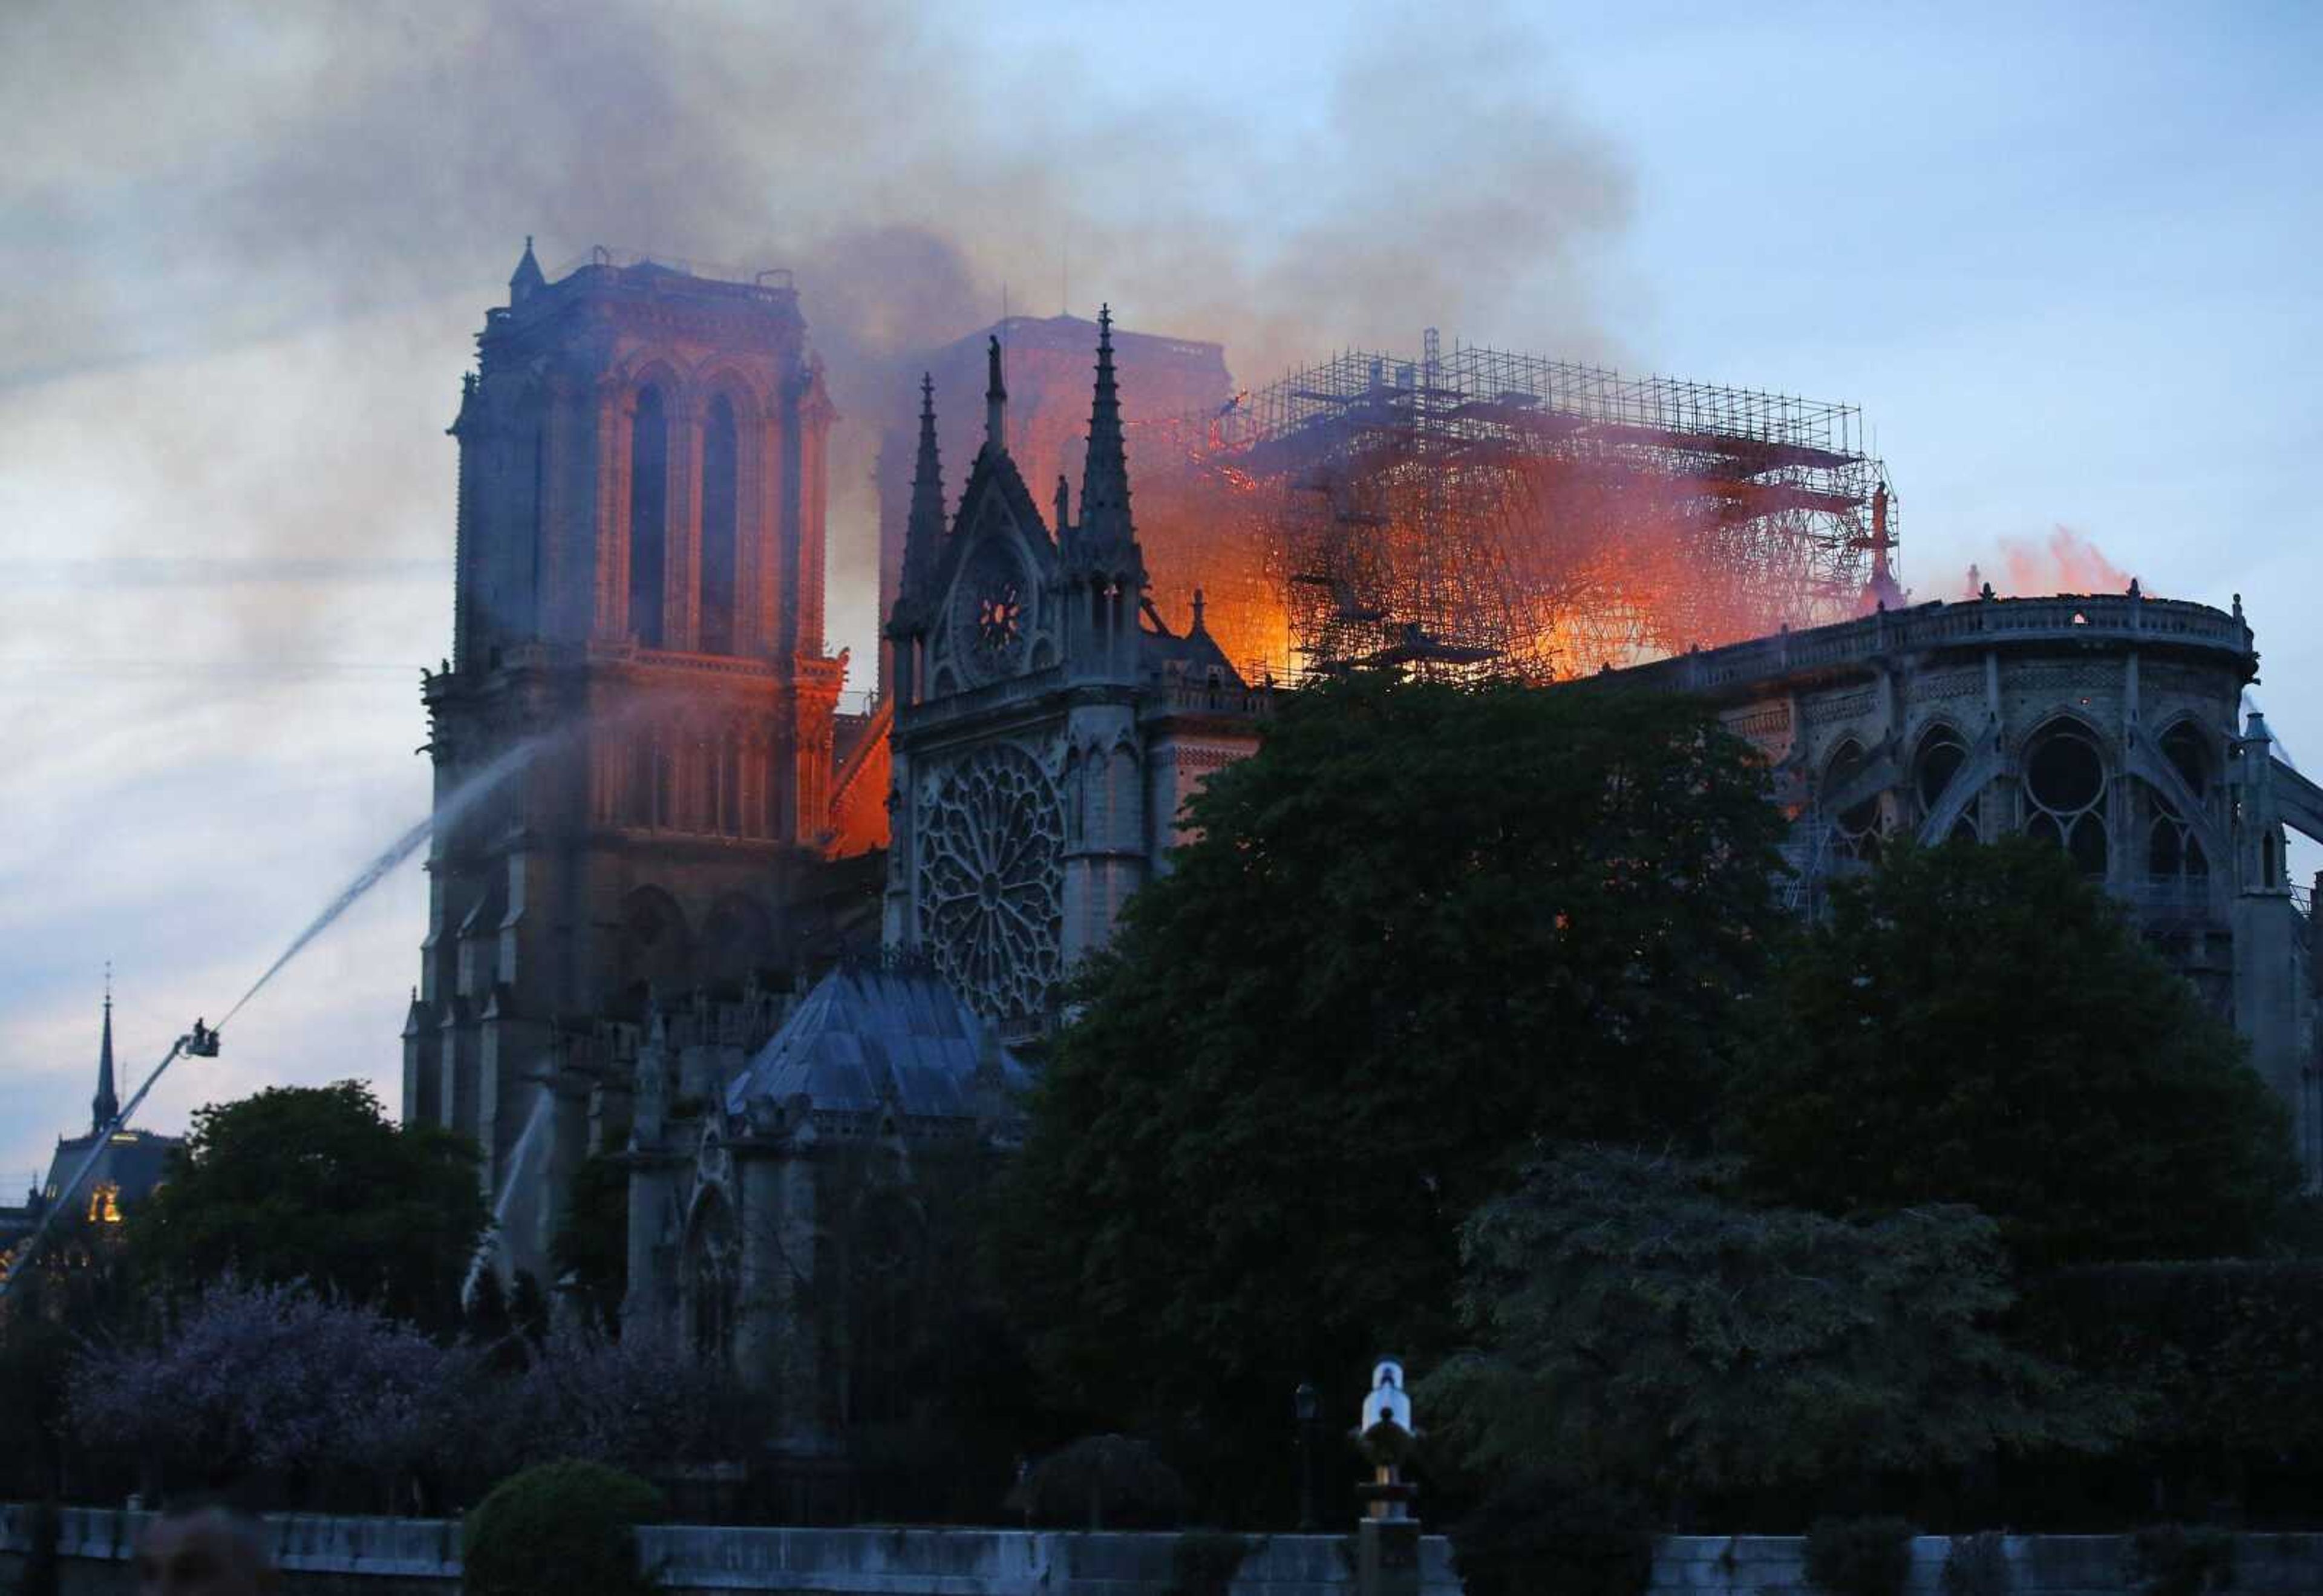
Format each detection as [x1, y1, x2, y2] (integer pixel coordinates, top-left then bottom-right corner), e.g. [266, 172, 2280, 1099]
[407, 245, 2323, 1486]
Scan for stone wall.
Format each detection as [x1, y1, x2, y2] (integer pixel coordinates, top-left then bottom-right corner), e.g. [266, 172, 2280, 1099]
[1650, 1532, 2323, 1595]
[19, 1509, 2323, 1596]
[0, 1506, 1459, 1596]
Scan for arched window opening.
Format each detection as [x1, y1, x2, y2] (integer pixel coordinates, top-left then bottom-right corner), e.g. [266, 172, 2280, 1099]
[1825, 739, 1884, 863]
[2161, 721, 2210, 798]
[629, 387, 669, 647]
[619, 888, 691, 992]
[2024, 726, 2108, 876]
[2149, 818, 2183, 878]
[684, 1191, 739, 1363]
[1915, 729, 1967, 816]
[700, 396, 739, 655]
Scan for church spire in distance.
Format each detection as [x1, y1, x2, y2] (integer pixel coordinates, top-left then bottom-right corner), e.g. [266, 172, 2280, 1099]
[91, 965, 118, 1134]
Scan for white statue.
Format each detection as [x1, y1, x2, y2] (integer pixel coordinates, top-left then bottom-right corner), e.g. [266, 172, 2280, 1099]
[1363, 1358, 1413, 1436]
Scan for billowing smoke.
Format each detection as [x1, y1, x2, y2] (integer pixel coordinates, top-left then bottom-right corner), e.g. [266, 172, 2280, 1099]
[3, 0, 1635, 669]
[1967, 526, 2135, 599]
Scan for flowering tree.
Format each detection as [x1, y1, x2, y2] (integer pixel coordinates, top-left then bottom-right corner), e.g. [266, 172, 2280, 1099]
[68, 1277, 481, 1505]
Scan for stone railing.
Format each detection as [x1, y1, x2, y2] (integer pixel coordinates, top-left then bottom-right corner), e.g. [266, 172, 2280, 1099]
[1652, 1532, 2323, 1595]
[1599, 594, 2255, 701]
[0, 1508, 1458, 1596]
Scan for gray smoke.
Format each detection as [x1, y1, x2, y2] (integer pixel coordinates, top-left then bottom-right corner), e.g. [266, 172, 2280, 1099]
[2, 0, 1633, 655]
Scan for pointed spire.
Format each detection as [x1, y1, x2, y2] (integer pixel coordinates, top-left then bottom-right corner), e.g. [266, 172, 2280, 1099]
[1055, 474, 1071, 537]
[984, 335, 1008, 456]
[907, 376, 944, 569]
[92, 966, 118, 1134]
[509, 235, 544, 304]
[1191, 588, 1209, 636]
[1078, 305, 1135, 560]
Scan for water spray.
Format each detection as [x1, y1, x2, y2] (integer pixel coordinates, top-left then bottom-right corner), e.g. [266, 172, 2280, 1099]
[0, 733, 552, 1303]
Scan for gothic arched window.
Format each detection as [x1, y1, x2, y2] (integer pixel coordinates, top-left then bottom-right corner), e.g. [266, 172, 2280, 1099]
[700, 396, 739, 655]
[2025, 725, 2108, 875]
[1825, 739, 1884, 863]
[629, 386, 669, 648]
[1913, 725, 1976, 843]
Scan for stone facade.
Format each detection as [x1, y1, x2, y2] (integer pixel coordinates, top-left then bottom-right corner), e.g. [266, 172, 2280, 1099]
[1596, 587, 2323, 1179]
[880, 315, 1269, 1035]
[404, 246, 857, 1281]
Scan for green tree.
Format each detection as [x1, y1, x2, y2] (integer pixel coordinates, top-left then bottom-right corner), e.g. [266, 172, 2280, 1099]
[129, 1081, 486, 1330]
[1733, 838, 2296, 1269]
[1001, 672, 1789, 1478]
[1421, 1147, 2119, 1508]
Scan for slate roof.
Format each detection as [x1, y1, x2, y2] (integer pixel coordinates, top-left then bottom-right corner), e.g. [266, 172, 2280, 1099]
[725, 965, 1031, 1121]
[42, 1128, 178, 1213]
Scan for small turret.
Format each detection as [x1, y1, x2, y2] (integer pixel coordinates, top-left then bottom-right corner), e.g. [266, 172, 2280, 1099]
[508, 236, 545, 306]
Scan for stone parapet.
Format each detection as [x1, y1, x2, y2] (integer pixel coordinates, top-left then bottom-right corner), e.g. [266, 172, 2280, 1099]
[1600, 593, 2255, 704]
[0, 1507, 1457, 1596]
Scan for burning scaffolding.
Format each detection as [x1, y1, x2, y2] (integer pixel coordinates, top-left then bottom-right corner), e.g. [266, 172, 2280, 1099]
[1134, 331, 1899, 682]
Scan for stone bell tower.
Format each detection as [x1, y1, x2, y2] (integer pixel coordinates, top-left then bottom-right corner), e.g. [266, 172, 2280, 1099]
[405, 242, 848, 1282]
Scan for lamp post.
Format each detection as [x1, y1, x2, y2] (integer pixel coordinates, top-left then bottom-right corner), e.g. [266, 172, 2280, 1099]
[1295, 1379, 1319, 1531]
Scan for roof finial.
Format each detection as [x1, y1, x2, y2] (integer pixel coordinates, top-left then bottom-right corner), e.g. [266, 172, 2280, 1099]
[985, 335, 1008, 456]
[1191, 588, 1208, 634]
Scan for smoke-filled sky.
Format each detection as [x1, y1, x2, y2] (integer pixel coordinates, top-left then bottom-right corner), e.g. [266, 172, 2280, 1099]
[3, 0, 2317, 1187]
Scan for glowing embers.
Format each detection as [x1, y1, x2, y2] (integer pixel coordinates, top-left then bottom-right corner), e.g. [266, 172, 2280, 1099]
[2024, 725, 2109, 875]
[87, 1182, 122, 1225]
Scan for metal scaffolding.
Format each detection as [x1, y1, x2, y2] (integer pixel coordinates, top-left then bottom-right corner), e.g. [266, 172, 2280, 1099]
[1145, 332, 1897, 682]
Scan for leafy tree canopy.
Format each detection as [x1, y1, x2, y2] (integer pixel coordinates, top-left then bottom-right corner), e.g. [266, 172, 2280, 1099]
[1420, 1147, 2122, 1505]
[129, 1081, 486, 1329]
[1001, 672, 1789, 1454]
[1730, 837, 2297, 1269]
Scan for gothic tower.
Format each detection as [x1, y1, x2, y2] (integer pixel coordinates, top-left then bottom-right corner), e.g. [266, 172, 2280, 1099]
[407, 244, 847, 1280]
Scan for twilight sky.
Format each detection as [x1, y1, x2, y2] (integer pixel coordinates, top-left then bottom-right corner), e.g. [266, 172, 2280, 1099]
[2, 0, 2317, 1188]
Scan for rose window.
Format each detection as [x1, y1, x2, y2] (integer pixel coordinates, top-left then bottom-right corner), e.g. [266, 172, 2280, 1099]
[917, 745, 1063, 1024]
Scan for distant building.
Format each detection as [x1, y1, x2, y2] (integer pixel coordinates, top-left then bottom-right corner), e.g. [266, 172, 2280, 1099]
[0, 983, 181, 1291]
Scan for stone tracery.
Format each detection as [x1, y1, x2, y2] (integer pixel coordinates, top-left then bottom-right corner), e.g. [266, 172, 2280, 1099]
[915, 745, 1063, 1024]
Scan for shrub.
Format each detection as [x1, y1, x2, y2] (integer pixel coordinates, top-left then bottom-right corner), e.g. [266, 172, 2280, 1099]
[1448, 1470, 1654, 1596]
[1166, 1531, 1252, 1596]
[2128, 1525, 2235, 1596]
[1012, 1434, 1185, 1529]
[1804, 1516, 1913, 1596]
[461, 1459, 664, 1596]
[1939, 1532, 2010, 1596]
